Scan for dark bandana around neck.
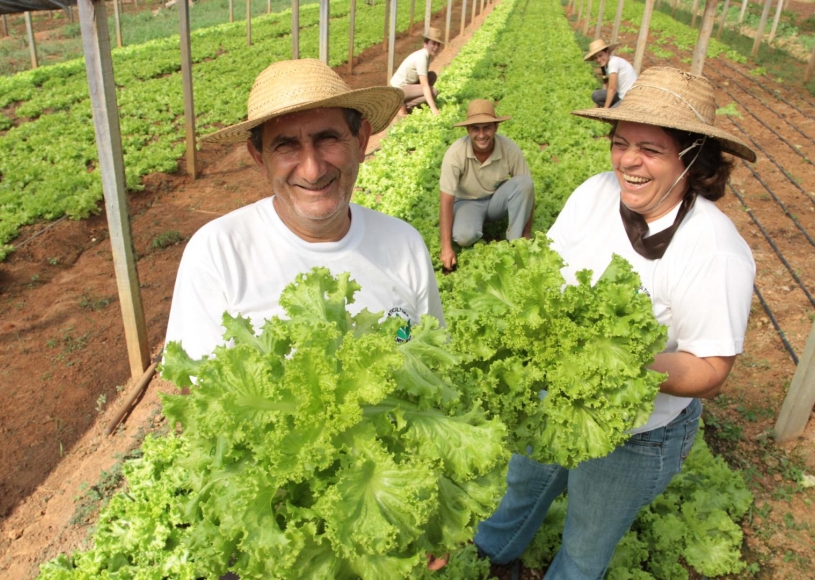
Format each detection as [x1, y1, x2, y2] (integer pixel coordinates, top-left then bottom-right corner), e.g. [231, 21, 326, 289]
[619, 193, 696, 260]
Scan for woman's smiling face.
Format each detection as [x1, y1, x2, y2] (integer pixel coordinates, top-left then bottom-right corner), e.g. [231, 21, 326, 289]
[611, 121, 689, 222]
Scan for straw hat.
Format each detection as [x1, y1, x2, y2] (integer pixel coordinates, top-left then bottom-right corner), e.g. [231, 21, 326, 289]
[423, 26, 445, 44]
[453, 99, 512, 127]
[201, 59, 403, 144]
[584, 38, 618, 61]
[571, 67, 757, 162]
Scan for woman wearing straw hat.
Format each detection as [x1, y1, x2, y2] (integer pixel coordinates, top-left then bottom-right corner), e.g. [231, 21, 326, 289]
[585, 38, 637, 109]
[166, 59, 444, 363]
[390, 26, 445, 116]
[474, 67, 756, 578]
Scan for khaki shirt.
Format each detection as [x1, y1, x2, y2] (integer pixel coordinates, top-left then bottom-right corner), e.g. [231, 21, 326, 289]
[390, 48, 430, 88]
[440, 134, 531, 200]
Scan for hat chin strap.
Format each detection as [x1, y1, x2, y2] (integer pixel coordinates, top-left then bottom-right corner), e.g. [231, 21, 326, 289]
[650, 136, 707, 210]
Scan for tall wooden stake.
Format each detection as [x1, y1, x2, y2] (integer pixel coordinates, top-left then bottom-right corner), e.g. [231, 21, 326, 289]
[292, 0, 300, 59]
[752, 0, 773, 57]
[577, 0, 585, 26]
[611, 0, 624, 43]
[460, 0, 467, 34]
[716, 0, 730, 40]
[77, 0, 150, 379]
[1, 14, 8, 37]
[445, 0, 453, 42]
[805, 38, 815, 83]
[388, 0, 398, 82]
[229, 0, 234, 22]
[178, 0, 197, 180]
[25, 12, 38, 69]
[738, 0, 748, 23]
[594, 0, 606, 39]
[410, 0, 416, 33]
[768, 0, 784, 43]
[690, 0, 700, 27]
[633, 0, 655, 73]
[319, 0, 329, 63]
[112, 0, 122, 47]
[582, 0, 593, 35]
[691, 0, 719, 74]
[471, 0, 476, 22]
[349, 0, 356, 73]
[383, 0, 389, 50]
[426, 0, 433, 32]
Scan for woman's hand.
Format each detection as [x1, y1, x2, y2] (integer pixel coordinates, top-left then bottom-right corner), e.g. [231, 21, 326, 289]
[427, 552, 450, 571]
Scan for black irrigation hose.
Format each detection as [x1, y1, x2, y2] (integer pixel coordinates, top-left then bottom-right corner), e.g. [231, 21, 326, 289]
[725, 115, 815, 209]
[735, 158, 815, 249]
[728, 182, 815, 308]
[717, 87, 815, 169]
[706, 63, 815, 148]
[752, 283, 799, 365]
[717, 59, 815, 121]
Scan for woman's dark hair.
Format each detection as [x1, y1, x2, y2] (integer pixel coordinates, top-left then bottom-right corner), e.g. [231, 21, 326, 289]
[249, 108, 363, 152]
[609, 123, 734, 201]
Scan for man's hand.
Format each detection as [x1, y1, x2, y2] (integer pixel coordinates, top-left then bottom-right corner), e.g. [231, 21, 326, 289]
[427, 553, 449, 571]
[441, 245, 457, 271]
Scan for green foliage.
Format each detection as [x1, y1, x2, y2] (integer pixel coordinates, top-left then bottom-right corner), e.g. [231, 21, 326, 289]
[149, 230, 184, 250]
[716, 102, 743, 118]
[445, 236, 666, 467]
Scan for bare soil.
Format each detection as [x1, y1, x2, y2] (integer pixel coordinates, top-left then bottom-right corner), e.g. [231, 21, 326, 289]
[1, 2, 814, 579]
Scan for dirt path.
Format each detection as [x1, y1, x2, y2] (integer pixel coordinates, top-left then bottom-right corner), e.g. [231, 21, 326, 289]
[0, 3, 492, 579]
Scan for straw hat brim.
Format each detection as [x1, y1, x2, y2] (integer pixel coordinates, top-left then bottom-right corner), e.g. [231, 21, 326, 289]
[201, 86, 404, 144]
[571, 106, 757, 163]
[420, 30, 446, 44]
[453, 114, 512, 127]
[584, 42, 618, 61]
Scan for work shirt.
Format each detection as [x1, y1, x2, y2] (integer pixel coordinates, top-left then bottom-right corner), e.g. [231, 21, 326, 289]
[390, 48, 430, 88]
[440, 134, 531, 200]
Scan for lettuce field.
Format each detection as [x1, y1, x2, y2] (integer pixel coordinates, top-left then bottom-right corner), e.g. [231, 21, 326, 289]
[1, 0, 815, 578]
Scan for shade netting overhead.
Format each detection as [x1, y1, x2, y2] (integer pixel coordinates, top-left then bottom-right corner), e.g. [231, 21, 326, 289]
[0, 0, 76, 15]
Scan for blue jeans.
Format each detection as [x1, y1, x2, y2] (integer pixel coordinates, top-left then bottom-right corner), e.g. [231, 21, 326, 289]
[474, 398, 702, 578]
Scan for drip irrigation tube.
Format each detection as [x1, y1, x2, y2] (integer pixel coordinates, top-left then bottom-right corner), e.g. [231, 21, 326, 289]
[752, 284, 799, 365]
[717, 59, 815, 121]
[726, 115, 815, 209]
[718, 87, 815, 169]
[706, 63, 815, 148]
[14, 216, 68, 248]
[735, 158, 815, 249]
[728, 182, 815, 308]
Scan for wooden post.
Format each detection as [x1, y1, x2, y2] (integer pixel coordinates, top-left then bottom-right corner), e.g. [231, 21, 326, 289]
[388, 0, 397, 82]
[425, 0, 432, 33]
[348, 0, 356, 73]
[383, 0, 389, 50]
[229, 0, 234, 22]
[112, 0, 122, 47]
[738, 0, 748, 23]
[582, 0, 593, 35]
[633, 0, 655, 73]
[77, 0, 150, 379]
[292, 0, 299, 59]
[445, 0, 452, 42]
[752, 0, 772, 57]
[471, 0, 476, 22]
[1, 14, 7, 37]
[410, 0, 416, 33]
[717, 0, 730, 40]
[178, 0, 197, 180]
[460, 0, 467, 34]
[805, 38, 815, 83]
[773, 322, 815, 442]
[246, 0, 252, 45]
[268, 0, 271, 14]
[577, 0, 585, 26]
[594, 0, 606, 39]
[690, 0, 700, 26]
[481, 0, 485, 14]
[691, 0, 719, 74]
[25, 12, 38, 69]
[611, 0, 624, 43]
[319, 0, 329, 64]
[768, 0, 783, 43]
[671, 0, 678, 17]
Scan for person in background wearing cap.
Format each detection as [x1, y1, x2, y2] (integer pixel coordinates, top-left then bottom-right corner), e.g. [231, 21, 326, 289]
[474, 67, 756, 578]
[585, 38, 637, 109]
[165, 58, 445, 372]
[439, 99, 535, 271]
[390, 26, 444, 116]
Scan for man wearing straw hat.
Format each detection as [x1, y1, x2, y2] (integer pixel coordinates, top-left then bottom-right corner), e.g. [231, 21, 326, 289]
[439, 99, 535, 271]
[390, 26, 444, 116]
[475, 67, 756, 578]
[584, 38, 637, 109]
[165, 59, 445, 362]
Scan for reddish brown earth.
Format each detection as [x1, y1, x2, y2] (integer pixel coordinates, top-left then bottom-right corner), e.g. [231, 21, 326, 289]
[1, 2, 815, 579]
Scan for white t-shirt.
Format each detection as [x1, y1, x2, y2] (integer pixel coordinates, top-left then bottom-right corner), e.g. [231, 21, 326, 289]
[607, 55, 637, 99]
[165, 199, 445, 360]
[390, 48, 430, 88]
[547, 172, 755, 433]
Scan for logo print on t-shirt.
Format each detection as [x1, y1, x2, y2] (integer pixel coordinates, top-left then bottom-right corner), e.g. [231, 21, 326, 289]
[387, 307, 412, 343]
